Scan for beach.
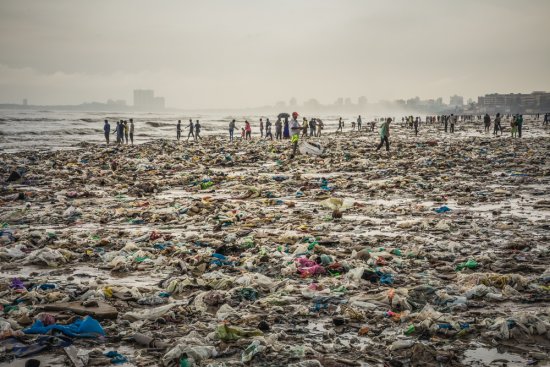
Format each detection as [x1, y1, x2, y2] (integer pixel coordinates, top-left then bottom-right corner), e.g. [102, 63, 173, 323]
[1, 117, 549, 366]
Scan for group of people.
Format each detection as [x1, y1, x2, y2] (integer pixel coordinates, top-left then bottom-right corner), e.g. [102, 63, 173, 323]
[103, 119, 134, 145]
[483, 113, 524, 137]
[176, 119, 202, 142]
[228, 116, 327, 142]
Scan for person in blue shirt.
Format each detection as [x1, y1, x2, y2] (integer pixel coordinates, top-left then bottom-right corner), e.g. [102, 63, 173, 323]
[103, 120, 110, 145]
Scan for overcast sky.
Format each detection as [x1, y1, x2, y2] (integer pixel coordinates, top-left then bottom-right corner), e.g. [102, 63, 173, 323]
[0, 0, 549, 109]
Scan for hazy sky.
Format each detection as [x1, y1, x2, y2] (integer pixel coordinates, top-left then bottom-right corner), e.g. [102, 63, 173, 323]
[0, 0, 549, 109]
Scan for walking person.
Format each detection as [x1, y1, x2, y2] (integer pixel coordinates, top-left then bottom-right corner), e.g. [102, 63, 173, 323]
[376, 118, 392, 151]
[103, 120, 110, 145]
[444, 115, 448, 133]
[516, 114, 524, 138]
[316, 119, 323, 137]
[244, 120, 252, 140]
[228, 119, 236, 142]
[337, 117, 343, 132]
[265, 118, 273, 140]
[413, 117, 419, 136]
[275, 118, 282, 140]
[176, 120, 182, 141]
[493, 113, 502, 136]
[195, 120, 201, 140]
[187, 119, 195, 141]
[259, 118, 264, 138]
[357, 115, 362, 130]
[129, 119, 134, 145]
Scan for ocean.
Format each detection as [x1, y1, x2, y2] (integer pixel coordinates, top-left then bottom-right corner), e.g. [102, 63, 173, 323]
[0, 109, 389, 152]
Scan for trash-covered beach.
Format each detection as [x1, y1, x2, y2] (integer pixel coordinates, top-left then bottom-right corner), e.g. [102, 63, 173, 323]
[1, 118, 549, 367]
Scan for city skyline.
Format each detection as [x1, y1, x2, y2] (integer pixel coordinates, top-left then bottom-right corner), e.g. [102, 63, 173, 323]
[1, 0, 549, 109]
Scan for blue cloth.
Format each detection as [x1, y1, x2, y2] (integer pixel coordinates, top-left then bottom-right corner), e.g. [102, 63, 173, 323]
[105, 350, 128, 364]
[433, 206, 451, 213]
[24, 316, 105, 338]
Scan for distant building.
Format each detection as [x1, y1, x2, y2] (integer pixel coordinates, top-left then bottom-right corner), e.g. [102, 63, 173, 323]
[449, 95, 464, 107]
[289, 97, 297, 107]
[133, 89, 165, 110]
[358, 96, 367, 106]
[476, 91, 550, 113]
[107, 99, 127, 106]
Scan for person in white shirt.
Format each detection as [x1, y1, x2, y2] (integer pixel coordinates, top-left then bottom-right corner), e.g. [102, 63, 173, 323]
[290, 111, 301, 158]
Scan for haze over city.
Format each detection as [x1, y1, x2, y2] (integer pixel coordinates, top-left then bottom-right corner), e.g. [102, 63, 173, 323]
[1, 0, 549, 109]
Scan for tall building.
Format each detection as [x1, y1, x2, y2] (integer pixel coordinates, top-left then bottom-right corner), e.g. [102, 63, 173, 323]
[449, 95, 464, 107]
[133, 89, 165, 110]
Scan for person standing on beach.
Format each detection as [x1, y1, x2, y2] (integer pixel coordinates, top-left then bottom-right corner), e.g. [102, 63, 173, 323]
[357, 115, 362, 130]
[103, 120, 110, 145]
[493, 113, 502, 136]
[176, 120, 182, 141]
[317, 119, 323, 137]
[229, 119, 236, 141]
[244, 120, 252, 140]
[516, 114, 524, 138]
[283, 117, 290, 139]
[337, 117, 343, 132]
[195, 120, 201, 140]
[129, 119, 134, 145]
[484, 114, 491, 133]
[544, 113, 549, 126]
[413, 117, 419, 136]
[450, 114, 456, 133]
[275, 118, 282, 140]
[511, 115, 518, 138]
[265, 118, 273, 140]
[302, 117, 308, 137]
[290, 112, 301, 158]
[123, 121, 129, 144]
[376, 118, 391, 151]
[309, 118, 316, 137]
[187, 119, 195, 141]
[259, 118, 264, 138]
[113, 121, 122, 144]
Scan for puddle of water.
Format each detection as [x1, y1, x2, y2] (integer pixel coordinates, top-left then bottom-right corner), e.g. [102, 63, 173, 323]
[462, 346, 529, 367]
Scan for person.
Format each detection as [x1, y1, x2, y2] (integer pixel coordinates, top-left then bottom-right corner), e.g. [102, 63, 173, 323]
[113, 121, 123, 144]
[176, 120, 182, 141]
[309, 118, 316, 137]
[351, 120, 356, 130]
[516, 114, 523, 138]
[302, 117, 308, 137]
[265, 118, 273, 140]
[290, 112, 301, 158]
[316, 119, 323, 137]
[413, 117, 419, 136]
[123, 121, 129, 144]
[443, 115, 448, 133]
[337, 117, 343, 132]
[241, 127, 245, 140]
[370, 120, 376, 132]
[283, 117, 290, 139]
[493, 113, 502, 136]
[511, 115, 517, 138]
[228, 119, 236, 142]
[129, 119, 134, 145]
[275, 118, 283, 140]
[244, 120, 252, 140]
[544, 113, 549, 126]
[376, 118, 391, 151]
[103, 120, 110, 145]
[357, 115, 362, 130]
[484, 113, 491, 133]
[195, 120, 201, 140]
[259, 118, 264, 138]
[449, 114, 456, 133]
[187, 119, 195, 141]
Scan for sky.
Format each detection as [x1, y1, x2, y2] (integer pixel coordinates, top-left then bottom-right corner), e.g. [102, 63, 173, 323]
[0, 0, 549, 109]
